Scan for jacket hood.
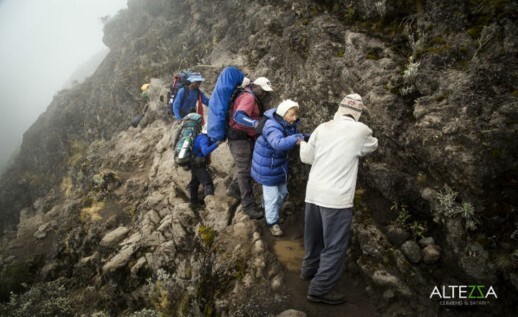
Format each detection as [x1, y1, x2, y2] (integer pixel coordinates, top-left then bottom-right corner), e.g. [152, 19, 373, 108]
[333, 112, 357, 121]
[264, 108, 277, 120]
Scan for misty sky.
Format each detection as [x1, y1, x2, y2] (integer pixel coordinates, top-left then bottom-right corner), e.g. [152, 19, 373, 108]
[0, 0, 127, 171]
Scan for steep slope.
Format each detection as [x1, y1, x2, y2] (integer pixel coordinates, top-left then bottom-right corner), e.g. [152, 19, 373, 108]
[0, 0, 516, 316]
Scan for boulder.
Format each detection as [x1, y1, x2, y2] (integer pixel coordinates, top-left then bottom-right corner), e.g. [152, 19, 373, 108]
[102, 244, 139, 273]
[386, 225, 411, 247]
[401, 241, 422, 264]
[418, 237, 436, 247]
[276, 309, 306, 317]
[422, 244, 441, 264]
[100, 226, 130, 248]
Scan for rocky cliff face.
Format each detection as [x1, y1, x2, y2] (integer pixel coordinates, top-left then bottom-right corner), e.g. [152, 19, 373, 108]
[0, 0, 516, 316]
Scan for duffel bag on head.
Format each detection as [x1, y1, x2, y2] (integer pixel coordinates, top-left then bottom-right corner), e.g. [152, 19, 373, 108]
[207, 67, 246, 141]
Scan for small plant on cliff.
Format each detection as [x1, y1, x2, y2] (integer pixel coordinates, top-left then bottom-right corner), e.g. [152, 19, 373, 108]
[409, 221, 427, 240]
[82, 312, 110, 317]
[198, 226, 216, 248]
[147, 269, 175, 315]
[128, 309, 161, 317]
[342, 5, 356, 24]
[391, 202, 427, 240]
[374, 0, 386, 19]
[433, 185, 479, 231]
[472, 23, 498, 60]
[416, 171, 427, 184]
[401, 56, 420, 95]
[391, 202, 410, 228]
[403, 21, 427, 58]
[459, 201, 479, 231]
[436, 184, 458, 218]
[398, 18, 428, 96]
[493, 250, 518, 273]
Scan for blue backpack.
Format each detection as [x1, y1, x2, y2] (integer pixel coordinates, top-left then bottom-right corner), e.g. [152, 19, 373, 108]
[207, 67, 245, 141]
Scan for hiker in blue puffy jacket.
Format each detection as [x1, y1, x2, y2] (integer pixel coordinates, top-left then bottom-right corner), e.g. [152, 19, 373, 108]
[251, 100, 304, 236]
[172, 73, 210, 121]
[189, 127, 224, 208]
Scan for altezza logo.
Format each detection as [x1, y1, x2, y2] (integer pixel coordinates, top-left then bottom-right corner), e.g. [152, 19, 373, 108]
[430, 285, 497, 307]
[430, 285, 498, 299]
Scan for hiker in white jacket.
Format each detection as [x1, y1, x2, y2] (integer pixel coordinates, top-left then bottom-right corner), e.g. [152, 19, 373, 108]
[299, 93, 378, 305]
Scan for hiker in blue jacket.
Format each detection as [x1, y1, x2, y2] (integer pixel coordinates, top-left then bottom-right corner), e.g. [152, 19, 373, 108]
[172, 73, 210, 121]
[189, 127, 224, 208]
[251, 100, 304, 236]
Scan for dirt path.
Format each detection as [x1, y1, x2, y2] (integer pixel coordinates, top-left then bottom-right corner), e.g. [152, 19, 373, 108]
[263, 208, 381, 317]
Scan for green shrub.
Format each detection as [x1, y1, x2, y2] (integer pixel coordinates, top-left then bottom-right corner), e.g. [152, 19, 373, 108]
[0, 258, 42, 302]
[0, 282, 74, 317]
[409, 221, 427, 240]
[433, 185, 479, 231]
[128, 308, 161, 317]
[391, 203, 410, 229]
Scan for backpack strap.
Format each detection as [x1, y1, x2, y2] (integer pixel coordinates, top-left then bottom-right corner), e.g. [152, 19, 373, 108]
[196, 90, 204, 125]
[228, 88, 263, 128]
[241, 89, 264, 114]
[180, 86, 188, 107]
[171, 76, 178, 92]
[227, 86, 244, 128]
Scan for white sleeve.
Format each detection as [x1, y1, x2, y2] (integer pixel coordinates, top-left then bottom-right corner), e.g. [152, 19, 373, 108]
[300, 130, 317, 165]
[360, 128, 378, 157]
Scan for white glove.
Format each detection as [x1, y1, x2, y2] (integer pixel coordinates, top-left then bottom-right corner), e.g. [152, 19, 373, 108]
[241, 77, 250, 88]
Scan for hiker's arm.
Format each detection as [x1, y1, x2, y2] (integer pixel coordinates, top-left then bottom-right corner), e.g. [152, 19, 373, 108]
[200, 137, 219, 156]
[173, 89, 185, 119]
[300, 129, 317, 165]
[201, 92, 210, 106]
[360, 128, 378, 157]
[233, 111, 257, 128]
[265, 128, 302, 152]
[233, 95, 257, 128]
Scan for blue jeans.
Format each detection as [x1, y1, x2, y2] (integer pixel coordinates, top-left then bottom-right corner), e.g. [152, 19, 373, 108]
[262, 183, 288, 225]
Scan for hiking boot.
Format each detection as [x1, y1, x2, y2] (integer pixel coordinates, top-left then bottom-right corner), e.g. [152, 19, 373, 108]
[307, 291, 347, 305]
[246, 209, 264, 219]
[226, 182, 241, 200]
[269, 224, 283, 237]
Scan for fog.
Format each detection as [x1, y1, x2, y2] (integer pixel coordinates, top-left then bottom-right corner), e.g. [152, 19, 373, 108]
[0, 0, 127, 173]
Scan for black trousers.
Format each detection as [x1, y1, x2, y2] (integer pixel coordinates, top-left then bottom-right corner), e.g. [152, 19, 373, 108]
[188, 165, 214, 203]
